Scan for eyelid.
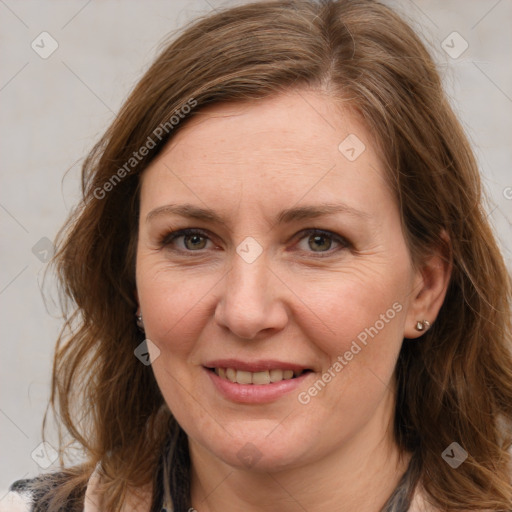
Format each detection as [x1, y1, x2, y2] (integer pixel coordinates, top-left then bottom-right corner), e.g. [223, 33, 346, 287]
[160, 227, 211, 246]
[159, 227, 350, 255]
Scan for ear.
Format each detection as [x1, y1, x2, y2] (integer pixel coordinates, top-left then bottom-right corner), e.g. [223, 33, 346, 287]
[134, 288, 140, 314]
[404, 231, 452, 339]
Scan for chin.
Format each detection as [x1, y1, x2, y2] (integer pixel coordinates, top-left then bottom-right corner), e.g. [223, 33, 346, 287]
[190, 418, 325, 473]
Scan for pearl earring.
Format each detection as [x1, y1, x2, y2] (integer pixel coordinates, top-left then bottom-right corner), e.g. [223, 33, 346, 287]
[415, 320, 431, 332]
[136, 313, 144, 332]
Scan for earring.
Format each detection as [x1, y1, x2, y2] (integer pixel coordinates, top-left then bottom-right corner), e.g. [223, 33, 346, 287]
[136, 313, 145, 332]
[415, 320, 431, 332]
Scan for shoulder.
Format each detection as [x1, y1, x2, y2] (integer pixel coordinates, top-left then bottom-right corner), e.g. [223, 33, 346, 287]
[2, 472, 84, 512]
[4, 465, 154, 512]
[0, 482, 32, 512]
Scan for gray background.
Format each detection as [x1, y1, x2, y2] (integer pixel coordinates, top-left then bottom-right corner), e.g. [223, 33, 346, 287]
[1, 0, 511, 497]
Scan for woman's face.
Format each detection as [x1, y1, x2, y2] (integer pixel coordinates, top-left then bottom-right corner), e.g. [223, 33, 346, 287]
[136, 90, 423, 472]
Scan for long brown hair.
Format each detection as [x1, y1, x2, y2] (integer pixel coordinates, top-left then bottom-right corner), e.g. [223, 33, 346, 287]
[33, 1, 512, 510]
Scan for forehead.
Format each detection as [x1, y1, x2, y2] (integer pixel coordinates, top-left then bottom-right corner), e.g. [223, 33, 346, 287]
[140, 90, 393, 219]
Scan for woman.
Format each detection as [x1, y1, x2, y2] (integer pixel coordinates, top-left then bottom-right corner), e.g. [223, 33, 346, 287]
[5, 0, 512, 511]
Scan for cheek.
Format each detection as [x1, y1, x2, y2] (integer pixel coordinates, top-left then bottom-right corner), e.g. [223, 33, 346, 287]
[289, 276, 407, 436]
[136, 264, 220, 430]
[135, 262, 219, 357]
[290, 265, 409, 375]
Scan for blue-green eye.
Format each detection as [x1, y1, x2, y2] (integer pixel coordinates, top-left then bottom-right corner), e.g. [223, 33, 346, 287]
[296, 229, 349, 255]
[160, 227, 349, 256]
[161, 228, 212, 251]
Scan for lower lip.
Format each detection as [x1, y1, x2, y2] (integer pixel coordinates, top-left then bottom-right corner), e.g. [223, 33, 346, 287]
[205, 368, 311, 404]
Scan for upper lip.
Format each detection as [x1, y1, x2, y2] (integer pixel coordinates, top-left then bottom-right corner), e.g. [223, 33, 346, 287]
[203, 359, 312, 373]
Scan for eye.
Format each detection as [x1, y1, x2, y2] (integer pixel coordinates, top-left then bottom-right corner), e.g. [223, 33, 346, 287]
[295, 229, 349, 255]
[160, 228, 214, 252]
[159, 227, 350, 256]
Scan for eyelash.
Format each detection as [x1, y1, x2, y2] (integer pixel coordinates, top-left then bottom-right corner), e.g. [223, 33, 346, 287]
[159, 228, 350, 257]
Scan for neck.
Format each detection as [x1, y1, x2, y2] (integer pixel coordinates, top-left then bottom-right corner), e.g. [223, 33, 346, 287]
[188, 393, 412, 512]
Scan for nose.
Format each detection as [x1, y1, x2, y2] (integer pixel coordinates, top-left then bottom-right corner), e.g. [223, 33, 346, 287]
[214, 251, 289, 340]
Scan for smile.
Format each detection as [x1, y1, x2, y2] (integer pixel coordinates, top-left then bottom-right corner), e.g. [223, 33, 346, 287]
[203, 362, 314, 403]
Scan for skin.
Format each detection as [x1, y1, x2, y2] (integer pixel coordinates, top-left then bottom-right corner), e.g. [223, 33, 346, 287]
[135, 89, 451, 512]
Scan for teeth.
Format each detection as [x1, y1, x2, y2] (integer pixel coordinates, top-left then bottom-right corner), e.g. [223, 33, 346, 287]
[269, 369, 283, 382]
[252, 371, 271, 385]
[236, 370, 252, 384]
[213, 367, 305, 385]
[283, 370, 294, 379]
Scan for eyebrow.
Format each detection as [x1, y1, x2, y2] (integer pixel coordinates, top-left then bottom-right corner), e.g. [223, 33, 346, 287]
[146, 203, 369, 225]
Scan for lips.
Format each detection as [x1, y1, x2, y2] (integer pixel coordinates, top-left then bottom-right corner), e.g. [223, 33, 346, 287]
[203, 359, 313, 400]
